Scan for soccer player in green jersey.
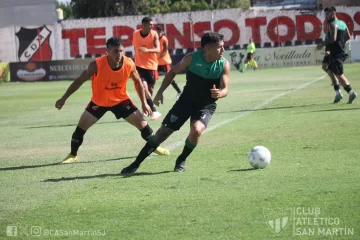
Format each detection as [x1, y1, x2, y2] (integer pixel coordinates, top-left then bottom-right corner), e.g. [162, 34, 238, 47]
[121, 32, 230, 174]
[317, 6, 357, 104]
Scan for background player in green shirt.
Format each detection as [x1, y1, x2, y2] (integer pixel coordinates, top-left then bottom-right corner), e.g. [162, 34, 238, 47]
[317, 6, 357, 104]
[121, 32, 230, 174]
[241, 38, 258, 72]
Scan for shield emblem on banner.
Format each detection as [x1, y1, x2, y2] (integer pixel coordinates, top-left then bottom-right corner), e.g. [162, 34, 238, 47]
[16, 25, 52, 62]
[263, 207, 291, 234]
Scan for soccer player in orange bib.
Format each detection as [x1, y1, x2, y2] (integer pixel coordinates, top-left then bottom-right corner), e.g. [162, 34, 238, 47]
[55, 37, 169, 164]
[133, 17, 162, 120]
[156, 26, 182, 99]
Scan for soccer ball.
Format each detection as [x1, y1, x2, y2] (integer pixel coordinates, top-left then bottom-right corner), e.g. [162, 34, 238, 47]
[248, 146, 271, 169]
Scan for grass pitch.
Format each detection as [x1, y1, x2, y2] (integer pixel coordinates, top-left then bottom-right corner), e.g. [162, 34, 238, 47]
[0, 64, 359, 239]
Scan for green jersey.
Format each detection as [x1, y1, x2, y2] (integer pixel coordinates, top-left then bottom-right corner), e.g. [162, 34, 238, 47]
[328, 19, 348, 58]
[184, 51, 226, 104]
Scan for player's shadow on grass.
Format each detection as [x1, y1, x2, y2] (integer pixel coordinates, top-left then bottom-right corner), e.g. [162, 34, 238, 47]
[24, 120, 125, 129]
[0, 156, 136, 171]
[309, 108, 360, 113]
[216, 103, 325, 114]
[43, 171, 173, 182]
[228, 168, 257, 172]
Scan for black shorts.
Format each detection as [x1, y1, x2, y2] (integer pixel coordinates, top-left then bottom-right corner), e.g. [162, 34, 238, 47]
[157, 64, 171, 73]
[85, 99, 137, 120]
[322, 55, 330, 64]
[162, 97, 216, 131]
[136, 66, 158, 85]
[328, 56, 345, 75]
[246, 53, 253, 60]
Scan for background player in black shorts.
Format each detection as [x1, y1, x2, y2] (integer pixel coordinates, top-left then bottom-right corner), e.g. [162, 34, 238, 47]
[317, 6, 357, 104]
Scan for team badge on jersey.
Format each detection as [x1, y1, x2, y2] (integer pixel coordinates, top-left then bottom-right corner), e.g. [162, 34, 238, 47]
[170, 114, 178, 122]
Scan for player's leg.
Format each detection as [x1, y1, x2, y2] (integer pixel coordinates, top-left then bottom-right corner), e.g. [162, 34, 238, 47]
[121, 98, 191, 174]
[171, 81, 182, 100]
[159, 64, 181, 98]
[241, 53, 251, 72]
[146, 69, 158, 96]
[121, 125, 174, 174]
[249, 55, 258, 70]
[322, 55, 329, 73]
[137, 67, 160, 120]
[166, 65, 182, 96]
[141, 80, 157, 114]
[113, 99, 170, 156]
[336, 74, 358, 104]
[331, 57, 357, 104]
[326, 69, 342, 103]
[144, 68, 161, 120]
[171, 80, 182, 94]
[174, 104, 216, 172]
[62, 101, 105, 163]
[325, 55, 342, 102]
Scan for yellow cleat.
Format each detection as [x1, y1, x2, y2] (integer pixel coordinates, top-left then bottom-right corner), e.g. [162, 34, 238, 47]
[62, 154, 79, 164]
[153, 147, 170, 156]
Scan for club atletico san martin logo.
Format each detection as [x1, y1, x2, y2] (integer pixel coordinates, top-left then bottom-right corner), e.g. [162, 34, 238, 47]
[15, 25, 52, 62]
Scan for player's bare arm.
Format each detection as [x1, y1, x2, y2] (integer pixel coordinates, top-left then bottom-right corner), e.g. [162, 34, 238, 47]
[158, 39, 168, 59]
[139, 32, 160, 53]
[154, 53, 192, 106]
[55, 61, 97, 110]
[211, 60, 230, 99]
[130, 62, 152, 115]
[318, 23, 337, 49]
[346, 28, 351, 41]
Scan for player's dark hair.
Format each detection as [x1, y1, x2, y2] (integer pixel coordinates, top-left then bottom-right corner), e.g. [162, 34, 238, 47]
[142, 17, 153, 24]
[156, 25, 162, 31]
[201, 32, 224, 48]
[106, 37, 122, 49]
[324, 6, 336, 12]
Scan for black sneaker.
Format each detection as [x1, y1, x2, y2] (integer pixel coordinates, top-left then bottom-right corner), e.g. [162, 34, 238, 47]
[347, 92, 358, 104]
[121, 163, 139, 175]
[174, 161, 185, 172]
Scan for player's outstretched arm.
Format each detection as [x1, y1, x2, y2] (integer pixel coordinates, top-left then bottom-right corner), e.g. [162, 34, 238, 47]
[55, 61, 97, 110]
[154, 53, 192, 106]
[158, 53, 192, 94]
[211, 60, 230, 99]
[130, 62, 152, 115]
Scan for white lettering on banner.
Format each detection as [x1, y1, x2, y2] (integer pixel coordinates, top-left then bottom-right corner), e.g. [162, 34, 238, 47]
[0, 7, 359, 61]
[49, 64, 88, 72]
[19, 27, 51, 62]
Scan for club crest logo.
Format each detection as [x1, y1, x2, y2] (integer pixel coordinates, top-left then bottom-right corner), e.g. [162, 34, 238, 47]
[263, 207, 291, 234]
[16, 25, 52, 62]
[170, 114, 178, 122]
